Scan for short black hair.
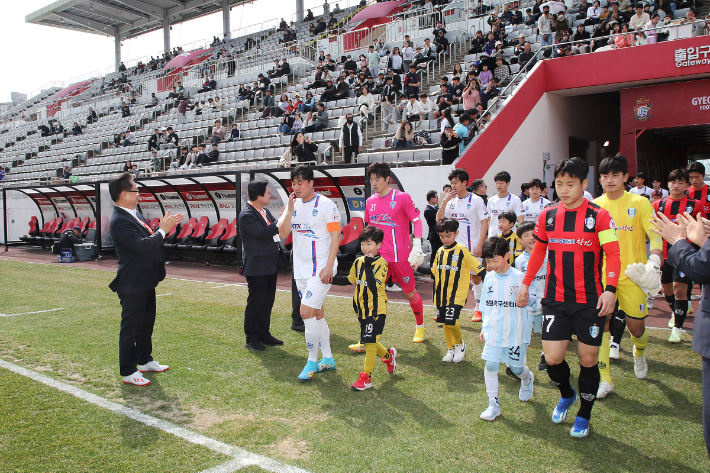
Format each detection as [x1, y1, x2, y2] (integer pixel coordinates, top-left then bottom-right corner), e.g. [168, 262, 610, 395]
[687, 162, 706, 176]
[499, 211, 517, 225]
[108, 172, 134, 202]
[516, 221, 536, 239]
[470, 179, 486, 192]
[482, 236, 509, 259]
[448, 168, 469, 185]
[528, 178, 543, 190]
[291, 165, 314, 182]
[520, 182, 530, 192]
[359, 225, 384, 244]
[553, 157, 588, 182]
[493, 171, 511, 183]
[368, 161, 391, 180]
[652, 176, 661, 183]
[247, 179, 269, 201]
[668, 168, 688, 183]
[598, 153, 628, 175]
[443, 184, 452, 191]
[635, 171, 646, 181]
[436, 217, 459, 233]
[427, 190, 438, 201]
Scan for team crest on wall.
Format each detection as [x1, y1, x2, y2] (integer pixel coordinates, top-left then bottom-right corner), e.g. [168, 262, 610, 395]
[634, 96, 652, 122]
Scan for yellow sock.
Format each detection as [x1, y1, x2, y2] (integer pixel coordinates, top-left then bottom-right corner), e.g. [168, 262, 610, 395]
[632, 329, 649, 357]
[452, 320, 463, 345]
[444, 325, 455, 348]
[598, 331, 612, 384]
[364, 343, 377, 375]
[375, 335, 389, 358]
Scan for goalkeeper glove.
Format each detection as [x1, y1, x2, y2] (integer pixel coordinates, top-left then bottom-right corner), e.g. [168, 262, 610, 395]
[408, 238, 425, 269]
[625, 254, 662, 296]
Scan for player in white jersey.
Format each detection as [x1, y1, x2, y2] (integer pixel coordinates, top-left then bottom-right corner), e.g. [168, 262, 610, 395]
[479, 237, 536, 421]
[279, 166, 342, 381]
[514, 221, 549, 370]
[436, 169, 489, 321]
[487, 171, 523, 237]
[629, 172, 652, 199]
[520, 179, 550, 223]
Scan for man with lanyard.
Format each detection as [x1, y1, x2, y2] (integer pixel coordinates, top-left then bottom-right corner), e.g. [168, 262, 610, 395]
[437, 168, 489, 322]
[350, 162, 426, 352]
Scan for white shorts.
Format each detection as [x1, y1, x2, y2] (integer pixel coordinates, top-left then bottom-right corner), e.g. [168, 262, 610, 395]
[295, 277, 332, 310]
[481, 343, 528, 370]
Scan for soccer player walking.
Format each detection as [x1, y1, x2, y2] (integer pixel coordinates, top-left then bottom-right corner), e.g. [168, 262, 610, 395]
[521, 178, 550, 223]
[279, 166, 342, 380]
[486, 171, 523, 237]
[517, 157, 620, 438]
[593, 155, 663, 399]
[436, 169, 489, 322]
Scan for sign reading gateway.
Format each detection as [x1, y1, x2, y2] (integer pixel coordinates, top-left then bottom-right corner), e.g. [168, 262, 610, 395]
[675, 45, 710, 67]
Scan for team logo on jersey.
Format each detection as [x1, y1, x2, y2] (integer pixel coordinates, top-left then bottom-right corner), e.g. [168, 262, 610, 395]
[312, 209, 319, 217]
[627, 208, 637, 218]
[403, 277, 410, 283]
[292, 210, 297, 217]
[589, 326, 600, 338]
[585, 217, 595, 229]
[506, 202, 510, 207]
[467, 204, 471, 209]
[547, 217, 553, 226]
[509, 285, 519, 296]
[686, 207, 693, 213]
[707, 196, 710, 202]
[305, 291, 313, 299]
[390, 201, 397, 209]
[452, 254, 459, 262]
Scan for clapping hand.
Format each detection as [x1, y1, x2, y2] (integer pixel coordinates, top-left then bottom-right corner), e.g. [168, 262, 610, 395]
[650, 212, 685, 245]
[678, 212, 708, 247]
[159, 210, 184, 233]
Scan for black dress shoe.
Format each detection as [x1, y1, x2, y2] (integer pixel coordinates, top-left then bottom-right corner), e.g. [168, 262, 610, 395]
[245, 341, 266, 351]
[261, 335, 284, 346]
[291, 323, 306, 332]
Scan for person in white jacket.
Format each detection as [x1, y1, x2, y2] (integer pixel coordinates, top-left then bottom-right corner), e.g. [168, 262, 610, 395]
[538, 6, 553, 46]
[404, 94, 424, 122]
[357, 86, 375, 124]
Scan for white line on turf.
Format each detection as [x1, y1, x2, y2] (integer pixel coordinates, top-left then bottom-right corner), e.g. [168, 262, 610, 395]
[156, 293, 174, 297]
[0, 308, 64, 317]
[198, 458, 253, 473]
[0, 359, 310, 473]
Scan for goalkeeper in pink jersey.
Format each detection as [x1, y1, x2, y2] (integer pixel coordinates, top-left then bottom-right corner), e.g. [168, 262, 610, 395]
[350, 162, 426, 351]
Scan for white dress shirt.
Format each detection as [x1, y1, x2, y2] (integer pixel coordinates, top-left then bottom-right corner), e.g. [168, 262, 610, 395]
[117, 205, 166, 237]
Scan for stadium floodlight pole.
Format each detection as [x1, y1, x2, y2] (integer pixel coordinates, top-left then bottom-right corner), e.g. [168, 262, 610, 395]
[296, 0, 305, 22]
[222, 0, 231, 40]
[163, 16, 170, 53]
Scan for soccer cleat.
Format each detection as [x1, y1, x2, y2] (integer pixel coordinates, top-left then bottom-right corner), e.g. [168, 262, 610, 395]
[123, 371, 150, 386]
[352, 372, 372, 391]
[453, 342, 466, 363]
[570, 416, 590, 438]
[668, 327, 682, 343]
[317, 357, 336, 372]
[505, 366, 521, 381]
[633, 352, 648, 379]
[519, 372, 534, 401]
[471, 310, 483, 322]
[480, 403, 501, 421]
[382, 348, 397, 374]
[668, 313, 675, 328]
[137, 360, 169, 373]
[442, 348, 455, 362]
[647, 295, 655, 310]
[413, 326, 425, 343]
[297, 360, 319, 380]
[348, 342, 366, 353]
[689, 305, 694, 317]
[538, 353, 548, 371]
[609, 344, 620, 360]
[596, 381, 615, 399]
[386, 283, 402, 292]
[551, 390, 577, 423]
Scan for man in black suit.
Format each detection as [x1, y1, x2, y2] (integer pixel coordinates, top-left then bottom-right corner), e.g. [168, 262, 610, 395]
[423, 190, 442, 269]
[108, 172, 183, 386]
[238, 180, 291, 350]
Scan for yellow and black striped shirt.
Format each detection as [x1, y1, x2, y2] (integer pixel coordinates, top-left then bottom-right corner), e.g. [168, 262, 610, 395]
[347, 254, 389, 319]
[499, 230, 523, 265]
[433, 243, 485, 307]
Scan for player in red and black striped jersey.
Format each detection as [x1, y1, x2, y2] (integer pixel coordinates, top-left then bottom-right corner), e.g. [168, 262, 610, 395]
[687, 162, 710, 219]
[517, 158, 620, 439]
[653, 168, 703, 343]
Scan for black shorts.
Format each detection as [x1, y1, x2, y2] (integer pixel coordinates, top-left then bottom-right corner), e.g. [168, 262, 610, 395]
[436, 305, 463, 325]
[359, 314, 386, 344]
[541, 300, 604, 347]
[661, 261, 692, 285]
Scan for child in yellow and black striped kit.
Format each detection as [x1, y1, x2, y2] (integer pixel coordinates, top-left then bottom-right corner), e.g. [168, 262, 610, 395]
[333, 226, 397, 390]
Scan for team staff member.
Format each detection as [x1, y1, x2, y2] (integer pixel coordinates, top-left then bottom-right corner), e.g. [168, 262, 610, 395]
[517, 157, 621, 438]
[108, 172, 183, 386]
[238, 180, 290, 351]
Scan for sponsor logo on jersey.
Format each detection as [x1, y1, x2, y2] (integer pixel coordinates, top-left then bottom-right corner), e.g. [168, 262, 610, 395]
[305, 291, 313, 299]
[487, 286, 494, 294]
[615, 224, 635, 232]
[589, 326, 600, 338]
[450, 212, 471, 223]
[547, 217, 553, 225]
[390, 201, 397, 209]
[485, 300, 518, 307]
[607, 271, 615, 278]
[627, 208, 637, 218]
[369, 213, 398, 227]
[609, 218, 615, 228]
[576, 238, 593, 247]
[291, 223, 317, 238]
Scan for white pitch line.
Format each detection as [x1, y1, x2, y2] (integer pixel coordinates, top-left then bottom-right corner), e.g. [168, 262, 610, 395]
[0, 308, 64, 317]
[199, 458, 254, 473]
[156, 293, 174, 297]
[0, 359, 310, 473]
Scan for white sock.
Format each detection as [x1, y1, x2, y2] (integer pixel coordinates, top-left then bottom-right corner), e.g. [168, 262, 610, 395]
[303, 318, 320, 362]
[484, 369, 499, 406]
[519, 365, 531, 383]
[473, 282, 483, 312]
[317, 317, 332, 359]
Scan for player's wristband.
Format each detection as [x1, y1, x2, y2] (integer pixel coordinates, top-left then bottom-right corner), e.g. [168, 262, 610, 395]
[647, 254, 661, 269]
[605, 285, 617, 294]
[412, 238, 422, 247]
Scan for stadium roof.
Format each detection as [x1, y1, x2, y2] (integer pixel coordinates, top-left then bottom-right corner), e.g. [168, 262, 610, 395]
[26, 0, 252, 40]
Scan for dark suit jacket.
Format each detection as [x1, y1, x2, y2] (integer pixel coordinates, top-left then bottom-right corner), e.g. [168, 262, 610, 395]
[109, 207, 166, 295]
[424, 204, 441, 247]
[238, 203, 280, 277]
[669, 239, 710, 358]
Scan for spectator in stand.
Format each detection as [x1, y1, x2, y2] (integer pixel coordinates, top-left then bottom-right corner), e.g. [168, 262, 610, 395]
[121, 102, 131, 118]
[260, 89, 275, 118]
[518, 42, 537, 69]
[440, 125, 462, 165]
[274, 94, 289, 117]
[395, 121, 415, 150]
[615, 23, 635, 48]
[161, 127, 178, 150]
[387, 68, 403, 93]
[305, 9, 314, 21]
[145, 92, 159, 108]
[339, 113, 362, 163]
[480, 78, 500, 109]
[87, 107, 98, 124]
[335, 76, 351, 100]
[211, 120, 226, 144]
[439, 107, 455, 132]
[289, 113, 304, 135]
[177, 98, 189, 124]
[501, 3, 514, 24]
[227, 123, 240, 142]
[404, 94, 424, 122]
[333, 3, 341, 13]
[572, 24, 592, 53]
[454, 114, 473, 153]
[268, 60, 281, 78]
[195, 143, 219, 167]
[585, 0, 603, 24]
[303, 103, 328, 133]
[419, 92, 437, 120]
[380, 77, 398, 129]
[493, 58, 511, 87]
[367, 45, 380, 80]
[470, 30, 486, 54]
[62, 166, 72, 180]
[538, 5, 554, 46]
[123, 130, 137, 147]
[479, 63, 493, 87]
[299, 91, 315, 113]
[645, 13, 661, 44]
[682, 9, 709, 37]
[320, 79, 337, 103]
[433, 20, 447, 37]
[629, 3, 651, 32]
[450, 76, 464, 105]
[313, 18, 327, 35]
[433, 84, 453, 119]
[147, 129, 160, 151]
[279, 111, 295, 135]
[512, 5, 523, 24]
[358, 86, 375, 124]
[554, 12, 572, 43]
[405, 64, 420, 97]
[328, 12, 338, 33]
[389, 47, 404, 73]
[402, 40, 415, 71]
[292, 132, 319, 163]
[178, 145, 198, 169]
[435, 30, 450, 55]
[591, 19, 613, 50]
[279, 18, 287, 31]
[71, 122, 82, 136]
